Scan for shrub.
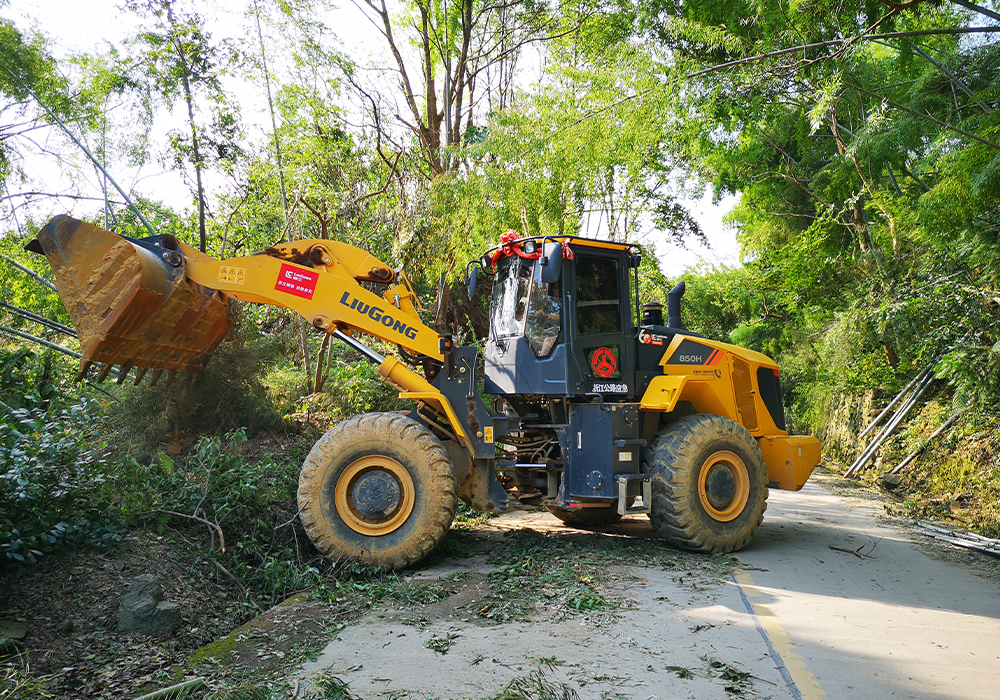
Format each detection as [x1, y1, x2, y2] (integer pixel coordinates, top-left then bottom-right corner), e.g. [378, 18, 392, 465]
[102, 320, 287, 461]
[122, 429, 315, 604]
[0, 401, 121, 573]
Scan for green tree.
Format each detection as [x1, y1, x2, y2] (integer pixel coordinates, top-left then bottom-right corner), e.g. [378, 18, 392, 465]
[0, 12, 70, 188]
[125, 0, 244, 252]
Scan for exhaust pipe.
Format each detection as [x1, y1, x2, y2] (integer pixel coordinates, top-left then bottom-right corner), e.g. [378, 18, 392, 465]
[667, 280, 685, 330]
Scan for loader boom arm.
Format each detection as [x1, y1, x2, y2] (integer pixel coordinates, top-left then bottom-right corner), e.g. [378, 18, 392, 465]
[177, 238, 443, 362]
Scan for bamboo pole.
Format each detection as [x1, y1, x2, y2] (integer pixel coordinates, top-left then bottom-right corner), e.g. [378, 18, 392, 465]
[0, 324, 81, 358]
[858, 361, 934, 439]
[132, 677, 205, 700]
[885, 410, 965, 477]
[845, 370, 937, 477]
[847, 372, 929, 476]
[0, 253, 58, 293]
[0, 300, 77, 337]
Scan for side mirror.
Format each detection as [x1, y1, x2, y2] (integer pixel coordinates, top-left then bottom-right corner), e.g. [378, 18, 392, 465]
[540, 241, 562, 284]
[466, 265, 479, 300]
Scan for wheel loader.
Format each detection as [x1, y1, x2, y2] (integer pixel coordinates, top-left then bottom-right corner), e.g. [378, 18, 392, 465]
[28, 215, 821, 570]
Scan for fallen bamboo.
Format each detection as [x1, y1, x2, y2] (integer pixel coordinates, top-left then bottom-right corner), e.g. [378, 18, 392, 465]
[0, 300, 77, 338]
[917, 522, 1000, 558]
[132, 677, 205, 700]
[858, 360, 934, 439]
[885, 409, 965, 477]
[847, 370, 931, 476]
[0, 253, 58, 293]
[846, 368, 937, 477]
[0, 324, 81, 359]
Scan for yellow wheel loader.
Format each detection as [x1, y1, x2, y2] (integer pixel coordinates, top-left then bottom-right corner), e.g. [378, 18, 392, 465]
[29, 215, 821, 569]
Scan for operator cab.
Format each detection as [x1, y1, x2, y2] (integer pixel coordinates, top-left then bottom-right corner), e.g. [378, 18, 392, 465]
[479, 236, 641, 398]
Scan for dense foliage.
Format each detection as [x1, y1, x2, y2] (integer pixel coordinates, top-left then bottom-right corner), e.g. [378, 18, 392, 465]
[1, 401, 121, 571]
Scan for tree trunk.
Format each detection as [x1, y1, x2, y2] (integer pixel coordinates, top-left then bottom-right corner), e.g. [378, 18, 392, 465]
[166, 0, 207, 253]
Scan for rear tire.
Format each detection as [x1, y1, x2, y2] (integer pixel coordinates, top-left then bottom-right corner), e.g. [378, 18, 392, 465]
[644, 414, 767, 553]
[545, 505, 623, 528]
[298, 412, 457, 570]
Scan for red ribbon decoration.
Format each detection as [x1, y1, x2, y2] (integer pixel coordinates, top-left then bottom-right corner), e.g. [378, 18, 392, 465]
[488, 230, 574, 266]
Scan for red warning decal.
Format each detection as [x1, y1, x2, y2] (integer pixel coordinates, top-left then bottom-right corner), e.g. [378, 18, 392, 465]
[591, 346, 618, 378]
[275, 263, 319, 300]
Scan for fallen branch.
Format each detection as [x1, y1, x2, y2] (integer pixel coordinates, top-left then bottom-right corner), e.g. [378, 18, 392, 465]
[126, 509, 226, 553]
[213, 559, 265, 614]
[829, 544, 867, 559]
[156, 509, 225, 553]
[132, 677, 205, 700]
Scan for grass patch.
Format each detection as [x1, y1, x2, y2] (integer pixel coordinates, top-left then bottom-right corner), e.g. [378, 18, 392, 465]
[425, 632, 459, 654]
[488, 669, 579, 700]
[468, 527, 737, 624]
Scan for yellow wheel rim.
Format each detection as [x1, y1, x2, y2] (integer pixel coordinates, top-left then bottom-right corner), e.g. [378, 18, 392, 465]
[335, 456, 415, 536]
[697, 450, 750, 522]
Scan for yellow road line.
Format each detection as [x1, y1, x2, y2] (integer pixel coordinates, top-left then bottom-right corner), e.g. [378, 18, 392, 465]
[734, 569, 826, 700]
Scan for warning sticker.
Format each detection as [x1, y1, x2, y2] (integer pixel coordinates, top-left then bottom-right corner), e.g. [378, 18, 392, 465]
[275, 263, 319, 300]
[218, 266, 246, 285]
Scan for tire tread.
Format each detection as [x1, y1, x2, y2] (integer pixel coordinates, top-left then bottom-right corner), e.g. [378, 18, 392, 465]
[644, 413, 767, 553]
[297, 412, 457, 570]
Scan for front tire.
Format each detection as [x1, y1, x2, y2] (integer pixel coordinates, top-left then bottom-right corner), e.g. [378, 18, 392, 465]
[644, 414, 767, 553]
[298, 412, 457, 570]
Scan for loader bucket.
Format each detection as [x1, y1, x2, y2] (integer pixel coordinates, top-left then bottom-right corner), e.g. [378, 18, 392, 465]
[28, 215, 233, 382]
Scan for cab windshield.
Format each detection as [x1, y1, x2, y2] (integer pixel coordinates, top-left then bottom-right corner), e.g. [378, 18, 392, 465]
[490, 256, 562, 357]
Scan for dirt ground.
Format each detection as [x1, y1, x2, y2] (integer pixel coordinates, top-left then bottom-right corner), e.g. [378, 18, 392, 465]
[0, 530, 252, 698]
[6, 474, 1000, 699]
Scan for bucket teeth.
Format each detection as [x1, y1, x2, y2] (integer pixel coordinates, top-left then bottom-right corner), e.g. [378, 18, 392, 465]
[133, 367, 148, 385]
[149, 369, 164, 387]
[115, 361, 133, 385]
[76, 360, 93, 383]
[96, 363, 114, 383]
[164, 370, 177, 387]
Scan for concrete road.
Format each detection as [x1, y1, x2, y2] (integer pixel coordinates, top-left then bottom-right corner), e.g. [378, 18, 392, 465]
[735, 474, 1000, 700]
[296, 474, 1000, 699]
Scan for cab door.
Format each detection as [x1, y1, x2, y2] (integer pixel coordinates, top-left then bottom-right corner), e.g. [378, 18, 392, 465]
[566, 249, 635, 397]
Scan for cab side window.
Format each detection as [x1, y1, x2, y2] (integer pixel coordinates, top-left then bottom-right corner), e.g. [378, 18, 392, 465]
[575, 254, 621, 335]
